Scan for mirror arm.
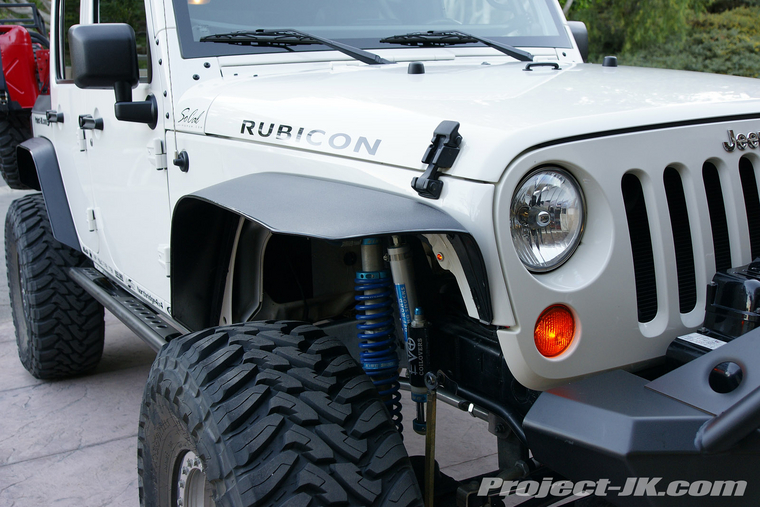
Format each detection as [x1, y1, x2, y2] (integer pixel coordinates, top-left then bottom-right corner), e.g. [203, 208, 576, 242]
[114, 81, 157, 130]
[114, 81, 133, 103]
[115, 94, 158, 130]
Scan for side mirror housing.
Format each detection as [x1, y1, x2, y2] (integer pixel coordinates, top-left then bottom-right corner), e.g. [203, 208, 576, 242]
[567, 21, 589, 63]
[69, 23, 138, 93]
[69, 24, 156, 129]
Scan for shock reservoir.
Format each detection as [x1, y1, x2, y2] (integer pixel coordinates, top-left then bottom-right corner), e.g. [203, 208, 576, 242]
[387, 237, 418, 344]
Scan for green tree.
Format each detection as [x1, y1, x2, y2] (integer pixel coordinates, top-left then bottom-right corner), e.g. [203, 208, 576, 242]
[623, 6, 760, 77]
[0, 0, 51, 29]
[563, 0, 707, 58]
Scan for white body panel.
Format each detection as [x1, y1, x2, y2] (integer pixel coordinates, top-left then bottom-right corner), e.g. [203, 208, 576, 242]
[190, 60, 760, 183]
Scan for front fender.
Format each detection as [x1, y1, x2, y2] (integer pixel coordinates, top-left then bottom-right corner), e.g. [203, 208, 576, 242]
[170, 173, 485, 330]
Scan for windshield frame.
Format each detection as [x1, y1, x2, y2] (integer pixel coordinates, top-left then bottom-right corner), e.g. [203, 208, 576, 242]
[172, 0, 572, 59]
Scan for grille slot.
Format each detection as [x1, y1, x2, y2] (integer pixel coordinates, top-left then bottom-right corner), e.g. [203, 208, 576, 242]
[739, 157, 760, 260]
[663, 168, 697, 314]
[622, 173, 658, 323]
[703, 162, 732, 272]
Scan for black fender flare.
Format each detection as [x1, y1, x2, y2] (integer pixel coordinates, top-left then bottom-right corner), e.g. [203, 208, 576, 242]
[16, 137, 80, 252]
[171, 173, 492, 329]
[176, 172, 468, 239]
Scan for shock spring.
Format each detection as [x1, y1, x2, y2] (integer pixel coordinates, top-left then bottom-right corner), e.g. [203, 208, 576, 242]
[355, 239, 402, 433]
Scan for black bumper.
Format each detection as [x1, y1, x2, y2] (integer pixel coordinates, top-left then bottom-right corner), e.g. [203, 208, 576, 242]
[523, 327, 760, 506]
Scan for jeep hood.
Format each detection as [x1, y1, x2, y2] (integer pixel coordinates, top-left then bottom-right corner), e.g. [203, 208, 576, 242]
[186, 62, 760, 183]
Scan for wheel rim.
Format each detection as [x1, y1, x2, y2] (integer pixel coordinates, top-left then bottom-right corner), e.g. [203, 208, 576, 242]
[8, 237, 29, 356]
[175, 451, 215, 507]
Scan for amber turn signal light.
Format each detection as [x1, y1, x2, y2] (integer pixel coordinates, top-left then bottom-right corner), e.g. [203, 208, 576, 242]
[534, 305, 575, 357]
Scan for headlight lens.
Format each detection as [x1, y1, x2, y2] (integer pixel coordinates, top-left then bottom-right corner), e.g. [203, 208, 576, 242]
[510, 168, 585, 272]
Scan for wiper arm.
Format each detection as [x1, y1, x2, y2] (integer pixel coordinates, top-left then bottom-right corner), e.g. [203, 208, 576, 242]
[379, 30, 533, 62]
[201, 29, 393, 65]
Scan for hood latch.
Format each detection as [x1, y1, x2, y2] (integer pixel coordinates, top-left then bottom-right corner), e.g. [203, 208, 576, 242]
[412, 120, 462, 200]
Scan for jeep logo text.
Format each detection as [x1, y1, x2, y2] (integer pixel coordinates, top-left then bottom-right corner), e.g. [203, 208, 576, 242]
[723, 129, 760, 152]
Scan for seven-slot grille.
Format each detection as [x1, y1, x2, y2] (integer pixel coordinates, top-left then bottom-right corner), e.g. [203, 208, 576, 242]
[622, 156, 760, 323]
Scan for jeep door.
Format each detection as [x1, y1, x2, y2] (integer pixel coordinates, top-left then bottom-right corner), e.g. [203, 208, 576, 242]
[48, 0, 100, 256]
[74, 0, 173, 312]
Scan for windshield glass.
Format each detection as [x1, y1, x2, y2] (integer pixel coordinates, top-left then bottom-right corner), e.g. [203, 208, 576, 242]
[174, 0, 570, 58]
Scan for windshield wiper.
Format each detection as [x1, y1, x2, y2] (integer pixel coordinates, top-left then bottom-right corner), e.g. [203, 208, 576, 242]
[201, 29, 393, 65]
[379, 31, 533, 62]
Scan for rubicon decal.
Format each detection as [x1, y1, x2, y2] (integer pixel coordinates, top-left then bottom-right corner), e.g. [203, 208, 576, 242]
[723, 129, 760, 152]
[240, 119, 382, 156]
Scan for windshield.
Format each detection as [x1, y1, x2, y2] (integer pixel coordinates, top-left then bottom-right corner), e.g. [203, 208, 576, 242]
[174, 0, 570, 58]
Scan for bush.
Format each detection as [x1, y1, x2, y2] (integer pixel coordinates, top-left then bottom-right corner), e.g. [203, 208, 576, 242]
[706, 0, 760, 13]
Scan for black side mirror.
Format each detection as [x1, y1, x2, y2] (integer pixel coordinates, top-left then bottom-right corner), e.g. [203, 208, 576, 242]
[69, 24, 157, 129]
[567, 21, 589, 63]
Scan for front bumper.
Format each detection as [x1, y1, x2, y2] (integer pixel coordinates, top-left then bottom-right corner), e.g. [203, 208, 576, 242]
[523, 326, 760, 506]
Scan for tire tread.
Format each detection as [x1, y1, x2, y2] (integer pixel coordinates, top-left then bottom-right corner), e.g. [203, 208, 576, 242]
[138, 321, 423, 507]
[0, 115, 32, 190]
[5, 194, 105, 378]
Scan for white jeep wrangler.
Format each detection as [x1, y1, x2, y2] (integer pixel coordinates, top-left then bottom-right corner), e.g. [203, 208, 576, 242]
[5, 0, 760, 506]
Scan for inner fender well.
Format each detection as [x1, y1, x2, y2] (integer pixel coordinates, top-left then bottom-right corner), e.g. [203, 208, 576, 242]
[16, 143, 41, 191]
[171, 199, 239, 331]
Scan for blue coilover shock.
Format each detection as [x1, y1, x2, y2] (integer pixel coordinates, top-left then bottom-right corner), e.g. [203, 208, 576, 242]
[355, 238, 402, 432]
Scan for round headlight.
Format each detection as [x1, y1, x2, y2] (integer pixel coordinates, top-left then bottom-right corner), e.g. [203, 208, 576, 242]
[510, 168, 585, 272]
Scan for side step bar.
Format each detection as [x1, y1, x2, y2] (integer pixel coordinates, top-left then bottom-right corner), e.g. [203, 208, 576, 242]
[68, 267, 186, 351]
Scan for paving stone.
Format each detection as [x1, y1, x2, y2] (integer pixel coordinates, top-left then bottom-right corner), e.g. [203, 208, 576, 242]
[0, 363, 151, 466]
[0, 338, 44, 391]
[95, 312, 157, 373]
[440, 454, 499, 481]
[0, 319, 14, 343]
[0, 436, 139, 507]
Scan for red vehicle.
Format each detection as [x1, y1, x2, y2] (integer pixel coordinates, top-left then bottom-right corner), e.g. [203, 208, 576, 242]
[0, 3, 49, 188]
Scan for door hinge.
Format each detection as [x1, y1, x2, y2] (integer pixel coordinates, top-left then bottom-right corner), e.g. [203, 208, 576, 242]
[158, 244, 170, 277]
[86, 207, 98, 231]
[78, 129, 87, 152]
[148, 139, 167, 170]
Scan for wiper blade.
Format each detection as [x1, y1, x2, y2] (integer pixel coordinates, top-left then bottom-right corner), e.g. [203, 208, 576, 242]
[379, 31, 533, 62]
[201, 29, 393, 65]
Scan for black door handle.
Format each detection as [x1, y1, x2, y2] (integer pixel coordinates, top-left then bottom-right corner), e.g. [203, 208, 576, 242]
[79, 115, 103, 130]
[46, 110, 64, 123]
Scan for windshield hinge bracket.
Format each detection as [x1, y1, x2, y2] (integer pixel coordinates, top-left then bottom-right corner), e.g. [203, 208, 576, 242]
[412, 120, 462, 200]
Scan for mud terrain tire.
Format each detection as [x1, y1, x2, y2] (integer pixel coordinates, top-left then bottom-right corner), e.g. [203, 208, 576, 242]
[5, 194, 105, 378]
[138, 321, 423, 507]
[0, 115, 32, 190]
